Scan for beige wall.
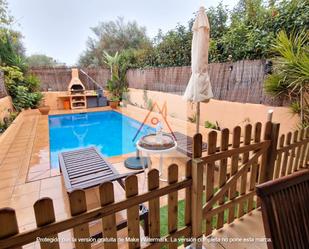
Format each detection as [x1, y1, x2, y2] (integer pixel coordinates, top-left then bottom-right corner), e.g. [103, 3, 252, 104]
[43, 91, 67, 110]
[126, 88, 299, 135]
[0, 96, 13, 122]
[42, 89, 299, 135]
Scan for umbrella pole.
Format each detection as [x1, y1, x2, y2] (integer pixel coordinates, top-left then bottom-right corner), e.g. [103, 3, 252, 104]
[196, 102, 200, 134]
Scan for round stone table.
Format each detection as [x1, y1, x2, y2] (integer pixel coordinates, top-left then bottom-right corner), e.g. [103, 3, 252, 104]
[136, 134, 177, 181]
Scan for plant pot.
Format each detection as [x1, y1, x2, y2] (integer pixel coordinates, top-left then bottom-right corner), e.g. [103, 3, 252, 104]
[38, 106, 50, 115]
[109, 101, 119, 109]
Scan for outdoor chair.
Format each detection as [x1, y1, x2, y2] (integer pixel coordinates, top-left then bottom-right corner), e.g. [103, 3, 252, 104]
[256, 169, 309, 249]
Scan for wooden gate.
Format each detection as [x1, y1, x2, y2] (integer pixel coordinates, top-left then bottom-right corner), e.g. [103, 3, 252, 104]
[191, 122, 271, 238]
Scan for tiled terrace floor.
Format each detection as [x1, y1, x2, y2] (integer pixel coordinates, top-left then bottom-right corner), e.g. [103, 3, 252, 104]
[0, 106, 267, 249]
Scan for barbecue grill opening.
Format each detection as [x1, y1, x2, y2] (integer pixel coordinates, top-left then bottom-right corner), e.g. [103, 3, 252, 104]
[68, 68, 86, 95]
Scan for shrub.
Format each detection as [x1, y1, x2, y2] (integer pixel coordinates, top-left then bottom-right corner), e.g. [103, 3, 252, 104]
[188, 113, 197, 124]
[205, 120, 220, 130]
[0, 111, 18, 134]
[24, 74, 40, 92]
[264, 29, 309, 127]
[0, 66, 43, 111]
[104, 51, 129, 99]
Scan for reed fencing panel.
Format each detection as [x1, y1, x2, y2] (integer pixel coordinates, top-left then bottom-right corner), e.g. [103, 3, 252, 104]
[30, 60, 285, 106]
[0, 71, 8, 98]
[29, 67, 110, 91]
[0, 123, 308, 248]
[126, 60, 283, 106]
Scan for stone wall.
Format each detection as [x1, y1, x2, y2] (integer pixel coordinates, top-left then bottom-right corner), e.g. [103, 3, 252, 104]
[0, 96, 13, 122]
[0, 71, 8, 98]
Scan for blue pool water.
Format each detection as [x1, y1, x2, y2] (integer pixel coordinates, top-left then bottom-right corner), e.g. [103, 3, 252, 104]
[49, 111, 154, 168]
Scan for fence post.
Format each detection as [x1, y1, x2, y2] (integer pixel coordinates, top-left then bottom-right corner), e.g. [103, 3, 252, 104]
[0, 208, 20, 249]
[191, 134, 204, 248]
[264, 122, 280, 182]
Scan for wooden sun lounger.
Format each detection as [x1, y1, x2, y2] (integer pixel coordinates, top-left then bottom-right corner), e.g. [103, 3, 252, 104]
[59, 147, 143, 191]
[171, 131, 208, 157]
[59, 146, 149, 235]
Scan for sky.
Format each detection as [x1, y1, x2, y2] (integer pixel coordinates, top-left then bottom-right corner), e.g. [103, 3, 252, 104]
[8, 0, 238, 65]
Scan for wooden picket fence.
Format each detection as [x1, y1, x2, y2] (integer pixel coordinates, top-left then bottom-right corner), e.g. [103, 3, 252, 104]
[0, 166, 192, 249]
[0, 122, 308, 249]
[273, 128, 309, 180]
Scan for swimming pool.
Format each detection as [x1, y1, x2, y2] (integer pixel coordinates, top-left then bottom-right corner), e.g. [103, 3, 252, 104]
[49, 111, 154, 168]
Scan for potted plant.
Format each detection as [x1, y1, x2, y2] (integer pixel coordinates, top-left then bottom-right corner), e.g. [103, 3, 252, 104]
[38, 95, 50, 115]
[104, 51, 128, 109]
[109, 95, 120, 109]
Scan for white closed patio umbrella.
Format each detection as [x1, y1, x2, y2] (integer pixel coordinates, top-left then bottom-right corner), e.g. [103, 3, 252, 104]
[183, 6, 213, 133]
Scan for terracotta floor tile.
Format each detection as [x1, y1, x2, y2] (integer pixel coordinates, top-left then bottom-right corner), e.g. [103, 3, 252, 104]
[15, 206, 36, 226]
[0, 169, 19, 180]
[40, 176, 63, 190]
[40, 187, 68, 200]
[2, 167, 20, 174]
[0, 146, 10, 152]
[0, 199, 11, 208]
[0, 177, 16, 189]
[56, 211, 71, 221]
[6, 147, 25, 153]
[2, 152, 24, 159]
[50, 195, 70, 213]
[8, 143, 28, 149]
[50, 168, 61, 177]
[27, 170, 51, 181]
[0, 163, 21, 171]
[15, 174, 27, 185]
[18, 167, 30, 176]
[85, 189, 100, 205]
[0, 186, 13, 202]
[13, 181, 41, 197]
[10, 192, 40, 210]
[58, 230, 75, 249]
[28, 163, 50, 173]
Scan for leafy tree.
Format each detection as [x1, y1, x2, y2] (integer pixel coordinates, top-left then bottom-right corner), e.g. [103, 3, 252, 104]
[79, 17, 151, 67]
[119, 24, 192, 68]
[0, 0, 13, 26]
[0, 29, 26, 70]
[26, 54, 61, 67]
[207, 2, 229, 40]
[222, 0, 309, 61]
[153, 24, 192, 67]
[0, 0, 42, 113]
[78, 0, 309, 68]
[270, 0, 309, 35]
[0, 0, 26, 69]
